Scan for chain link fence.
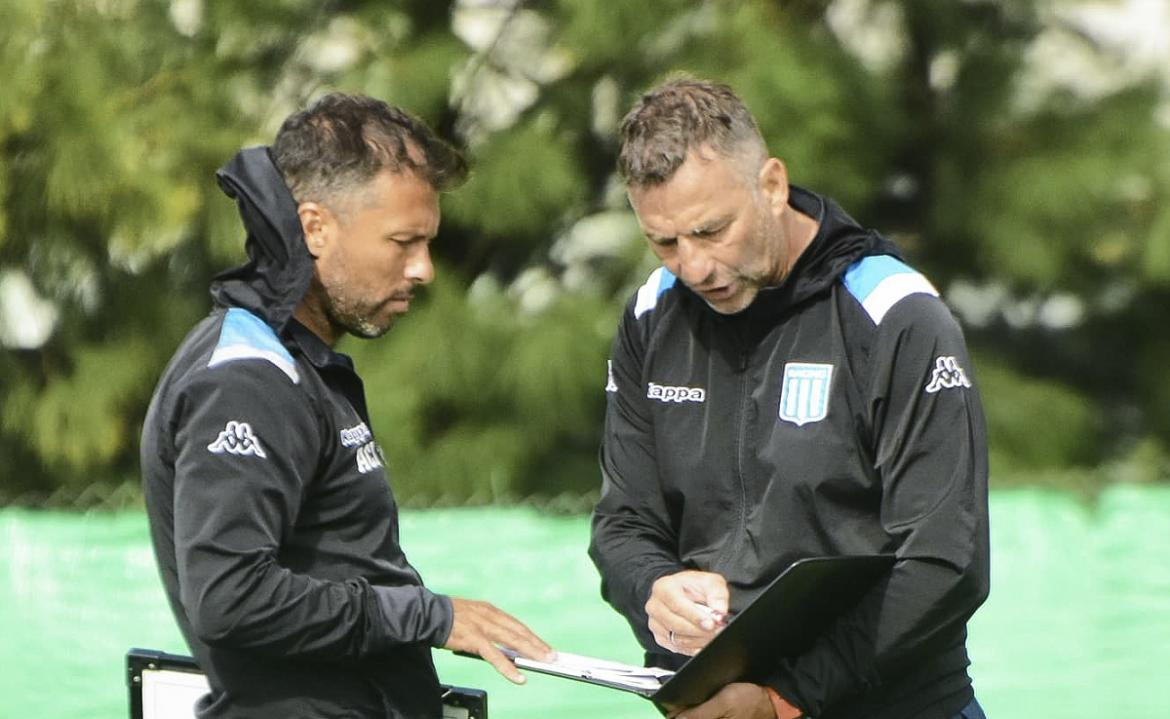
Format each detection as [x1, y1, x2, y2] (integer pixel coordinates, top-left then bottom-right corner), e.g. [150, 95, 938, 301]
[0, 481, 600, 514]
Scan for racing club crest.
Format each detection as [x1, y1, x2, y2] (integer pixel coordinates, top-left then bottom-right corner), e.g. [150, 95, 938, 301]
[779, 362, 834, 426]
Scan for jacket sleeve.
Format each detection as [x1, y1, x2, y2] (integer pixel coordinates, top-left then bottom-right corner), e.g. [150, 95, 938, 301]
[589, 303, 687, 656]
[170, 361, 452, 660]
[768, 296, 991, 715]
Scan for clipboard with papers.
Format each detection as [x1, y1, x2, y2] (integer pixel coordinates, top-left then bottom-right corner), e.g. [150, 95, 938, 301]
[489, 554, 895, 709]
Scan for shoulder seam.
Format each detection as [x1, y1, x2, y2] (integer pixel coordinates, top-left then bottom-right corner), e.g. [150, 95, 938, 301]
[843, 255, 938, 325]
[208, 308, 300, 384]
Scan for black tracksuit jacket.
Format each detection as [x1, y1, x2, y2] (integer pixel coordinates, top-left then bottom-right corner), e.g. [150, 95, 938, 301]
[140, 148, 452, 719]
[590, 187, 991, 719]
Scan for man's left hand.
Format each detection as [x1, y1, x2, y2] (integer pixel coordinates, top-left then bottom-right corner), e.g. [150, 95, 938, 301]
[666, 683, 786, 719]
[443, 597, 555, 684]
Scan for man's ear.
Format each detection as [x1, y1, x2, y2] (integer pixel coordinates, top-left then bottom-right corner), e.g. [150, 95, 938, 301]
[297, 202, 330, 258]
[758, 158, 789, 215]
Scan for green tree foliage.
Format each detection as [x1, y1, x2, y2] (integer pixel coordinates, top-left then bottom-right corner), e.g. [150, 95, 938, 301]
[1, 0, 1167, 502]
[347, 267, 623, 504]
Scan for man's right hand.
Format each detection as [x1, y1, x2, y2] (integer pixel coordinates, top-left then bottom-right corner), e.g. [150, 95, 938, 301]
[646, 570, 730, 656]
[442, 597, 555, 684]
[667, 682, 802, 719]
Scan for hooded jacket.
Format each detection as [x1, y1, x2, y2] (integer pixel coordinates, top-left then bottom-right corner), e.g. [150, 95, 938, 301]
[141, 147, 453, 719]
[590, 187, 990, 719]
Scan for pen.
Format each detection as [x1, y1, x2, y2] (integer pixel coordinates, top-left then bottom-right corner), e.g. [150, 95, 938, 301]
[696, 602, 728, 627]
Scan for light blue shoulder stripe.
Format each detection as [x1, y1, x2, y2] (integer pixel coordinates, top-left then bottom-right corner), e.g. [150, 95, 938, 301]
[843, 255, 938, 325]
[208, 308, 300, 384]
[633, 267, 677, 318]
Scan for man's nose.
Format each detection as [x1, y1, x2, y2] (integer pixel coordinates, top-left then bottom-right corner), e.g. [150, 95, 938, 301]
[406, 243, 434, 285]
[675, 238, 713, 287]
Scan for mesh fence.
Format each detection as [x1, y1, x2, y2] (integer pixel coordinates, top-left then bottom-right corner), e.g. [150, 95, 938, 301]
[0, 480, 601, 514]
[3, 488, 1170, 718]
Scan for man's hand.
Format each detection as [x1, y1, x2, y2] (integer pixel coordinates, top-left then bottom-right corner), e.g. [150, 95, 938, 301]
[646, 570, 730, 655]
[667, 683, 801, 719]
[442, 597, 555, 684]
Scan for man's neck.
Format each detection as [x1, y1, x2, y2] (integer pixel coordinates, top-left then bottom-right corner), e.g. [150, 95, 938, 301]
[293, 299, 340, 348]
[774, 206, 821, 284]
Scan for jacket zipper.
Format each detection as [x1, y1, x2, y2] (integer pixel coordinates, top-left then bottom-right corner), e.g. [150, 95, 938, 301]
[713, 331, 752, 574]
[733, 365, 750, 558]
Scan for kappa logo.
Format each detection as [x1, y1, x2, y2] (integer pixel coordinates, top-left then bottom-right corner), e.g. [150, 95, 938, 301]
[647, 381, 706, 404]
[925, 356, 972, 393]
[339, 422, 383, 473]
[778, 363, 834, 426]
[339, 422, 372, 448]
[207, 420, 267, 459]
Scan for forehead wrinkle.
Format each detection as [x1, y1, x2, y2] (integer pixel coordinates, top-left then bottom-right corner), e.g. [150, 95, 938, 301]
[633, 181, 740, 243]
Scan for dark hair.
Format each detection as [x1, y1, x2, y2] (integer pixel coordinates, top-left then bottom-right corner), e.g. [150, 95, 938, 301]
[272, 92, 468, 206]
[617, 77, 766, 187]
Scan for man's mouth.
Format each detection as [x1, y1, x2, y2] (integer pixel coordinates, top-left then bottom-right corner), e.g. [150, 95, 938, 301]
[383, 292, 414, 312]
[699, 284, 735, 301]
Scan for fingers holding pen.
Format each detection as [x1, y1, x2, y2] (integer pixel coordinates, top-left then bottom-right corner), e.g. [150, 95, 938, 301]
[646, 570, 730, 654]
[648, 615, 702, 656]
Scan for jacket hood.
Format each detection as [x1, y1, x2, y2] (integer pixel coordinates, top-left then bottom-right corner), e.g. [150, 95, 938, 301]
[210, 146, 314, 336]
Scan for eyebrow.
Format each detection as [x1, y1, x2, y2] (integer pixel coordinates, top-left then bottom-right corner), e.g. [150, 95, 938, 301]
[387, 231, 434, 242]
[646, 214, 733, 244]
[690, 215, 732, 235]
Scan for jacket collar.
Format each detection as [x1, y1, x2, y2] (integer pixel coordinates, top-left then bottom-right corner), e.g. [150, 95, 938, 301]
[285, 319, 356, 372]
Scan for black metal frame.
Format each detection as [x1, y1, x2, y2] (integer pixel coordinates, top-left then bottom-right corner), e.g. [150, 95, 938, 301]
[126, 648, 488, 719]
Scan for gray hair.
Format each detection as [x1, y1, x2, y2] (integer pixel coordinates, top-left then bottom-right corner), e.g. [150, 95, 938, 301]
[617, 77, 767, 187]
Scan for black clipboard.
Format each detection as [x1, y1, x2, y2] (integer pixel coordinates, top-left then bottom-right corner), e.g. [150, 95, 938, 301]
[649, 554, 894, 708]
[482, 554, 894, 709]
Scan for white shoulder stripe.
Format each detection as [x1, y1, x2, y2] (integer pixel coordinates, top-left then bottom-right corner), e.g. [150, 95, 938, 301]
[209, 344, 300, 384]
[634, 267, 677, 318]
[860, 272, 938, 324]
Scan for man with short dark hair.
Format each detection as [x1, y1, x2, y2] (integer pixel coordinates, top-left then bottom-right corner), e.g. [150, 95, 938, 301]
[141, 93, 552, 719]
[590, 78, 990, 719]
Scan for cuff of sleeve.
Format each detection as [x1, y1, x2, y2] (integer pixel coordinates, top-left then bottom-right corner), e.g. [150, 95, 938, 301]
[766, 667, 813, 719]
[433, 593, 455, 647]
[764, 686, 803, 719]
[634, 562, 686, 608]
[372, 584, 454, 648]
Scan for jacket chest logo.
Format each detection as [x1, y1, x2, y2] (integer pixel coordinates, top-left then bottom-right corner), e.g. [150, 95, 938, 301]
[339, 422, 372, 447]
[339, 421, 383, 474]
[778, 363, 834, 426]
[646, 381, 706, 403]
